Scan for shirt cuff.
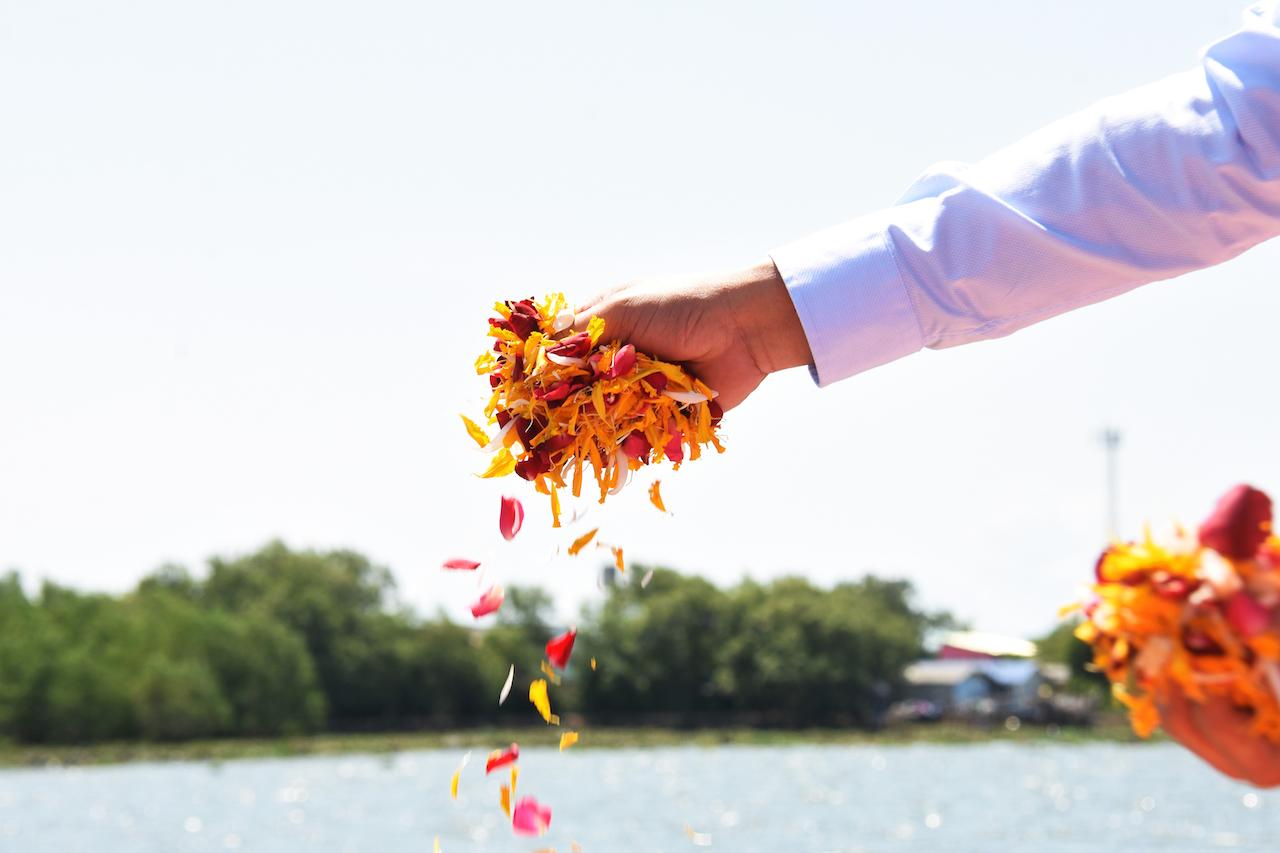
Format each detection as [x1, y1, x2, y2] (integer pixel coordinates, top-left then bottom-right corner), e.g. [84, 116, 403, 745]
[770, 208, 925, 387]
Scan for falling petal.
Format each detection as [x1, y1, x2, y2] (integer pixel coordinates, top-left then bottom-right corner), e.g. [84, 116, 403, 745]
[539, 660, 562, 685]
[499, 495, 525, 541]
[611, 546, 625, 573]
[479, 448, 517, 479]
[443, 558, 481, 571]
[512, 797, 553, 836]
[590, 657, 597, 671]
[684, 825, 712, 847]
[649, 481, 667, 513]
[485, 743, 519, 774]
[434, 837, 442, 853]
[545, 628, 578, 669]
[449, 751, 470, 801]
[499, 665, 515, 706]
[559, 731, 579, 751]
[573, 844, 583, 853]
[500, 784, 512, 819]
[641, 569, 654, 588]
[529, 679, 559, 725]
[471, 585, 505, 618]
[568, 528, 599, 556]
[460, 414, 491, 448]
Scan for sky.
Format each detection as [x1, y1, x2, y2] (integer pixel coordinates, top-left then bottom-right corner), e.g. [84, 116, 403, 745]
[2, 0, 1278, 639]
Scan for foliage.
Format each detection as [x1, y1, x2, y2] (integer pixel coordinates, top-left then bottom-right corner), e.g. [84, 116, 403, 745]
[0, 545, 945, 743]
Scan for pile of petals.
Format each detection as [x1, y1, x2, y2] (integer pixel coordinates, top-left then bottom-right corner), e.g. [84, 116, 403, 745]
[466, 293, 724, 524]
[1067, 484, 1280, 742]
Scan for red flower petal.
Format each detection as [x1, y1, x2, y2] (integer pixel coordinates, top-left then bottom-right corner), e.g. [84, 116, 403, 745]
[645, 373, 667, 393]
[471, 585, 505, 618]
[621, 430, 650, 461]
[1225, 592, 1271, 638]
[548, 332, 591, 359]
[534, 381, 573, 403]
[442, 558, 481, 571]
[1198, 484, 1273, 560]
[664, 428, 684, 463]
[607, 344, 636, 378]
[499, 496, 524, 541]
[508, 300, 541, 339]
[485, 743, 519, 774]
[512, 797, 552, 836]
[545, 628, 577, 670]
[515, 452, 551, 481]
[708, 399, 724, 426]
[542, 433, 575, 455]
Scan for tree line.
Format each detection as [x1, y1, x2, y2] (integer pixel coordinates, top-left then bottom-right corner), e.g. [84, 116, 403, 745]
[0, 541, 958, 744]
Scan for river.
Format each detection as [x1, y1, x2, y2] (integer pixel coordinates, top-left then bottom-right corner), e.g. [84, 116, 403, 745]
[0, 742, 1274, 851]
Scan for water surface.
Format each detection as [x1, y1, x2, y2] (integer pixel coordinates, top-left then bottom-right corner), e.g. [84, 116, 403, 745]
[0, 742, 1275, 851]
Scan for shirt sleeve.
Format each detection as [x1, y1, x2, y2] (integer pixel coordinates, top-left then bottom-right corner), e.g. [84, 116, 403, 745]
[771, 2, 1280, 386]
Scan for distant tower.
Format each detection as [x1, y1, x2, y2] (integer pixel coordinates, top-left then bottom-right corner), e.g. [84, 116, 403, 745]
[1100, 428, 1122, 540]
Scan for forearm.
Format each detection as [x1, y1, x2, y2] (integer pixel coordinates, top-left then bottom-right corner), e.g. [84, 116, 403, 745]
[773, 3, 1280, 386]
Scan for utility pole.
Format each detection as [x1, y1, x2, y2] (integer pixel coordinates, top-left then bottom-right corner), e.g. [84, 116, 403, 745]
[1100, 428, 1122, 540]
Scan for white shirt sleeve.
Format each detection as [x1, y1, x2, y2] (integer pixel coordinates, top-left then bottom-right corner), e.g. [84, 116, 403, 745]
[772, 2, 1280, 386]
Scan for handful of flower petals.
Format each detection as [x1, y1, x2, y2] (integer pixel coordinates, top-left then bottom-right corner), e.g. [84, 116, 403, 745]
[465, 294, 724, 524]
[1069, 484, 1280, 743]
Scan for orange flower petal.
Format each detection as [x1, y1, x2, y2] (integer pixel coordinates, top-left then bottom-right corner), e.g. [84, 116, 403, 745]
[567, 528, 598, 556]
[648, 481, 666, 513]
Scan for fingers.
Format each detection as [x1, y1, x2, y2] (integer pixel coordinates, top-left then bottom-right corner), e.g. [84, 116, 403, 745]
[1159, 692, 1249, 782]
[1194, 696, 1280, 788]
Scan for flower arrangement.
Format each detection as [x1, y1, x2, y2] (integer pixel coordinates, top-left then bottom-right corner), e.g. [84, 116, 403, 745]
[1069, 484, 1280, 743]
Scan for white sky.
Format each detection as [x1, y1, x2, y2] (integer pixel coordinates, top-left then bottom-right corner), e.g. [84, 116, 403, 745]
[2, 0, 1277, 638]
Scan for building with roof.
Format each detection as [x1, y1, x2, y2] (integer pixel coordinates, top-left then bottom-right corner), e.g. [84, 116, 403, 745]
[901, 658, 1073, 722]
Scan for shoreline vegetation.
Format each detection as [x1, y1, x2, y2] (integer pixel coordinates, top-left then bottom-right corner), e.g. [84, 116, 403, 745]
[0, 716, 1152, 770]
[1, 541, 1113, 767]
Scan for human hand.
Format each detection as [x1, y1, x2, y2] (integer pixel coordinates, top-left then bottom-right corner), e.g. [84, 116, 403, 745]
[1159, 691, 1280, 787]
[573, 261, 812, 411]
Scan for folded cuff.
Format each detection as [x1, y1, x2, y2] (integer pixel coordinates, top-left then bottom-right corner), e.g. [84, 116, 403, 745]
[770, 209, 924, 386]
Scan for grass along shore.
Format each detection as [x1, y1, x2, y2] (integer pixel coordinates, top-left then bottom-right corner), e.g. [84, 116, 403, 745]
[0, 716, 1152, 769]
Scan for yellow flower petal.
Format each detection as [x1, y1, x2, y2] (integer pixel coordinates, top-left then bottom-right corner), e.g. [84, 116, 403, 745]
[559, 731, 579, 751]
[611, 546, 625, 573]
[460, 414, 490, 448]
[529, 678, 559, 725]
[500, 784, 511, 819]
[478, 448, 517, 478]
[586, 315, 605, 346]
[567, 527, 598, 556]
[540, 660, 562, 685]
